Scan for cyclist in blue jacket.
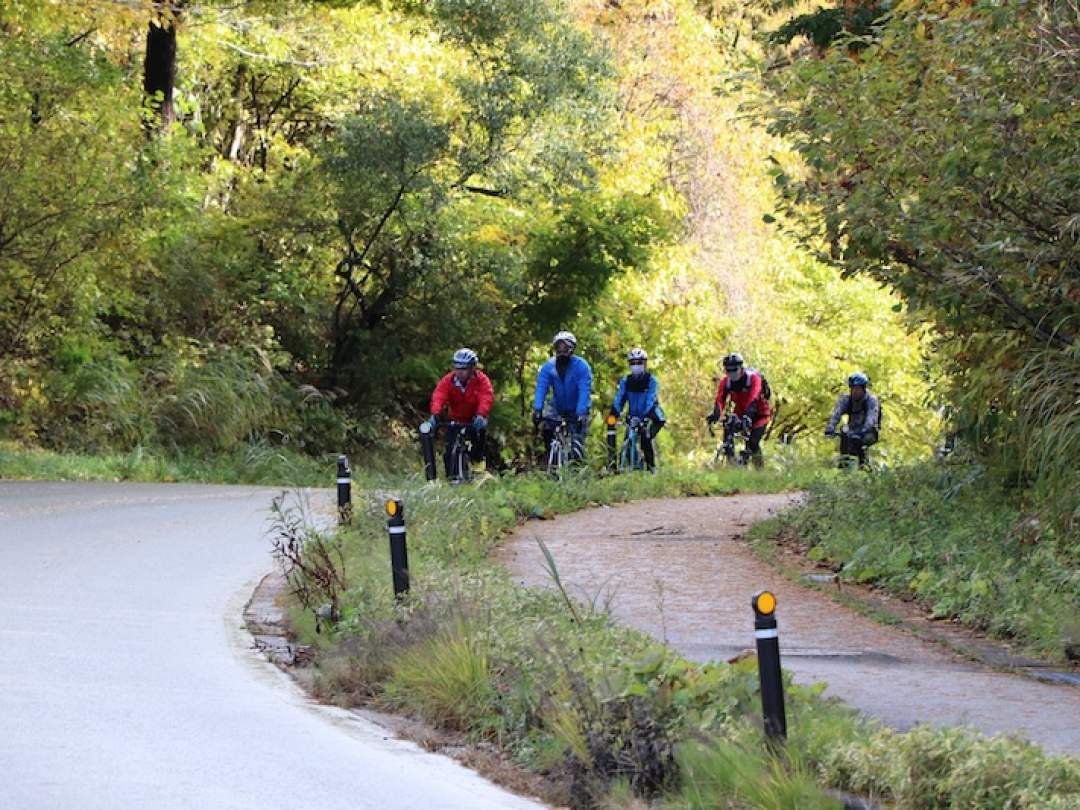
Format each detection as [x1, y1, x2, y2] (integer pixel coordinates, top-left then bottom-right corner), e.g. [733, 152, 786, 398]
[533, 330, 592, 461]
[609, 347, 666, 470]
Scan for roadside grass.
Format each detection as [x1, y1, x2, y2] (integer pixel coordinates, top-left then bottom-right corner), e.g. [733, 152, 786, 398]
[752, 460, 1080, 661]
[277, 464, 1080, 808]
[0, 440, 393, 487]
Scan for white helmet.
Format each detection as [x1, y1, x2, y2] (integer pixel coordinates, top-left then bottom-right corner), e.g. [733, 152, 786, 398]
[452, 348, 478, 369]
[627, 347, 647, 364]
[552, 330, 577, 349]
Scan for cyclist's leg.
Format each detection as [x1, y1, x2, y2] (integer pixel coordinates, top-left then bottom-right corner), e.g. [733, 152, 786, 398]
[747, 425, 766, 467]
[568, 413, 586, 462]
[467, 424, 486, 463]
[643, 411, 663, 470]
[541, 419, 557, 458]
[443, 424, 462, 478]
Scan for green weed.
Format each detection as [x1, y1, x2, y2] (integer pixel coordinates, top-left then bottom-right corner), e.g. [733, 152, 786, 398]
[762, 461, 1080, 659]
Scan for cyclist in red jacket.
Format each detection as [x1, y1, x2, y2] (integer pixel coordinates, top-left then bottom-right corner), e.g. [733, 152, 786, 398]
[427, 348, 494, 476]
[706, 352, 771, 466]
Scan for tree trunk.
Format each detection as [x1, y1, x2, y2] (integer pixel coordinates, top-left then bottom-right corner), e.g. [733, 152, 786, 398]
[144, 7, 179, 129]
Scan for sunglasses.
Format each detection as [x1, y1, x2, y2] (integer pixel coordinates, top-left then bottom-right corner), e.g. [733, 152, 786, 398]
[629, 360, 645, 366]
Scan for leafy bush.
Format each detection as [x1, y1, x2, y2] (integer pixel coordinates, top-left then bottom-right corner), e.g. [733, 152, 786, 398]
[820, 724, 1080, 809]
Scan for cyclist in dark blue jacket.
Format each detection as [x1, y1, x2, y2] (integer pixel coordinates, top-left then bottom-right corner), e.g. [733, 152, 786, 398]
[609, 347, 666, 470]
[533, 330, 592, 461]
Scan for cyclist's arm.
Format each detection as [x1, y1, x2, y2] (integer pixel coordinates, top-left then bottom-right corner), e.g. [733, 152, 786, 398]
[475, 372, 494, 417]
[864, 395, 880, 432]
[740, 373, 762, 422]
[825, 394, 848, 432]
[714, 379, 728, 416]
[576, 360, 593, 416]
[430, 374, 452, 416]
[612, 377, 627, 415]
[533, 364, 551, 413]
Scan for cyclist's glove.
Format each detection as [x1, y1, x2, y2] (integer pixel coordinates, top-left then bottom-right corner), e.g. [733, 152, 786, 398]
[705, 406, 720, 425]
[532, 410, 542, 427]
[742, 415, 753, 432]
[426, 414, 439, 431]
[472, 414, 488, 430]
[577, 413, 590, 429]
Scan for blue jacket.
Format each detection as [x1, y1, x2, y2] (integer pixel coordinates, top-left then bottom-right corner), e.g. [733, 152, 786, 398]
[612, 373, 663, 420]
[534, 355, 592, 417]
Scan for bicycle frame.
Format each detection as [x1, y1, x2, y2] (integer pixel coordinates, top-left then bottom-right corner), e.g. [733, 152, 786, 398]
[424, 418, 471, 482]
[618, 416, 651, 473]
[546, 417, 583, 474]
[711, 414, 750, 465]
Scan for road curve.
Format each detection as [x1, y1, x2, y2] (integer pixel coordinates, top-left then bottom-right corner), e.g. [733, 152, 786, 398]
[0, 481, 541, 810]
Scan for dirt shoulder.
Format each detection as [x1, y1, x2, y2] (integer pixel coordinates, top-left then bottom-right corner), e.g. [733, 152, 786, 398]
[496, 494, 1080, 757]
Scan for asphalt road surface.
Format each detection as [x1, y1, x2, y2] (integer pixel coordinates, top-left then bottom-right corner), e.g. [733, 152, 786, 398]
[0, 481, 541, 810]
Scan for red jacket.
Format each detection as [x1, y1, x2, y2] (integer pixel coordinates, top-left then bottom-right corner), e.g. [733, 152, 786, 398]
[431, 371, 494, 422]
[715, 370, 771, 429]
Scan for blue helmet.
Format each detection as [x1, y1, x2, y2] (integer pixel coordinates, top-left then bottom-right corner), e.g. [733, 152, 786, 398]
[848, 371, 870, 388]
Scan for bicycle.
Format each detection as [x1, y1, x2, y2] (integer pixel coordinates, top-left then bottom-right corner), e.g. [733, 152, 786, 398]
[420, 418, 474, 483]
[618, 415, 654, 473]
[709, 413, 751, 466]
[829, 425, 874, 470]
[445, 420, 474, 483]
[545, 417, 583, 476]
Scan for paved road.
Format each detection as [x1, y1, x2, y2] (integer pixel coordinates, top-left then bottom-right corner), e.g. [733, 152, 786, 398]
[0, 481, 541, 810]
[499, 495, 1080, 756]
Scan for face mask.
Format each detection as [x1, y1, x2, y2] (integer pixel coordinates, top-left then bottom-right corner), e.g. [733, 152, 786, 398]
[630, 365, 645, 377]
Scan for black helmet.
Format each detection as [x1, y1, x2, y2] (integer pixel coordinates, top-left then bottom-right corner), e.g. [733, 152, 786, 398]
[722, 352, 744, 371]
[452, 348, 479, 369]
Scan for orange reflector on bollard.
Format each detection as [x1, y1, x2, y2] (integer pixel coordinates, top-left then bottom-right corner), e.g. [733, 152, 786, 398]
[753, 590, 777, 616]
[606, 414, 617, 427]
[386, 499, 399, 517]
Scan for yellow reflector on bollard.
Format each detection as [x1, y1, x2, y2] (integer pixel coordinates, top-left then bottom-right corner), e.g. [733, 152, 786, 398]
[386, 500, 399, 517]
[753, 590, 777, 616]
[606, 414, 617, 427]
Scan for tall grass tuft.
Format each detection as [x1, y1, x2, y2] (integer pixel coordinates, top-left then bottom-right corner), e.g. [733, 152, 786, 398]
[670, 739, 840, 809]
[383, 617, 498, 733]
[1015, 342, 1080, 534]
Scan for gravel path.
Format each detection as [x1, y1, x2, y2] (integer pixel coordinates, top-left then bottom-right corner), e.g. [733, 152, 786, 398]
[497, 494, 1080, 756]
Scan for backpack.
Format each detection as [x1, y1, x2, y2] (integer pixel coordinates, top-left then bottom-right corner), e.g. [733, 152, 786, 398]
[845, 394, 882, 430]
[746, 368, 772, 401]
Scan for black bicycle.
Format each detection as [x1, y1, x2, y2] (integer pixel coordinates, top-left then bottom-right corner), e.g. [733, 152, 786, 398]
[420, 418, 473, 483]
[830, 425, 873, 470]
[710, 413, 751, 466]
[445, 420, 474, 483]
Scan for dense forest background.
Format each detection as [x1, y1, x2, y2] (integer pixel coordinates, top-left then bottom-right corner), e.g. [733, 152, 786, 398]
[2, 0, 1077, 526]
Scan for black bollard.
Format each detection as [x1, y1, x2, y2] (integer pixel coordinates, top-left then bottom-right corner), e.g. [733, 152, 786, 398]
[752, 590, 787, 741]
[606, 413, 618, 472]
[385, 498, 410, 599]
[419, 420, 437, 481]
[336, 454, 352, 526]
